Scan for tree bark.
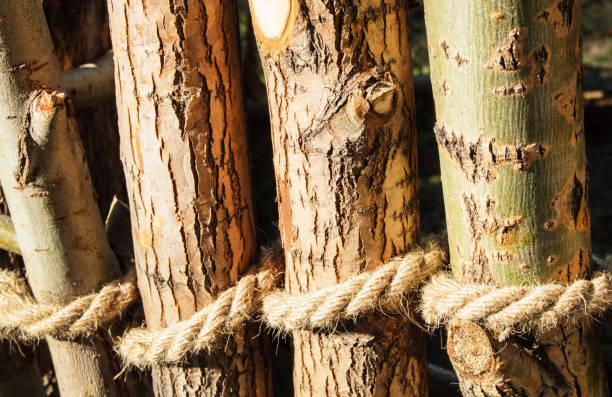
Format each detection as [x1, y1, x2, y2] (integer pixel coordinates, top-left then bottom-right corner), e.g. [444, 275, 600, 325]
[107, 0, 272, 395]
[422, 0, 608, 395]
[250, 0, 426, 395]
[44, 0, 125, 216]
[0, 2, 123, 397]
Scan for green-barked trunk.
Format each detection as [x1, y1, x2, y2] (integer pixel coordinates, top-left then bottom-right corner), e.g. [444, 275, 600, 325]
[422, 0, 608, 395]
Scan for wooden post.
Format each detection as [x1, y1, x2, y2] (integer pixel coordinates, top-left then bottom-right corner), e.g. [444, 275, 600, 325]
[250, 0, 427, 395]
[422, 0, 608, 394]
[107, 0, 272, 395]
[0, 2, 123, 396]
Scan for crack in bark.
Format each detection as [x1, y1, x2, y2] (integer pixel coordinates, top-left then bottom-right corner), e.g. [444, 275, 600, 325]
[552, 68, 582, 124]
[547, 164, 590, 233]
[488, 27, 551, 97]
[553, 247, 590, 283]
[435, 123, 549, 183]
[440, 40, 469, 67]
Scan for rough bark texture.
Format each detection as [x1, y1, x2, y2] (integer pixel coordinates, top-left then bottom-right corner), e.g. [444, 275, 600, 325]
[44, 0, 125, 216]
[107, 1, 272, 396]
[250, 0, 426, 395]
[0, 2, 123, 397]
[423, 0, 608, 395]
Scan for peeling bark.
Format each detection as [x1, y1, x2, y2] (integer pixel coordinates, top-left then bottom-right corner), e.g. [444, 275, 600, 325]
[435, 123, 549, 183]
[486, 27, 552, 97]
[107, 0, 272, 395]
[250, 0, 426, 395]
[553, 68, 582, 123]
[423, 0, 608, 394]
[486, 27, 529, 72]
[440, 40, 470, 67]
[535, 0, 579, 38]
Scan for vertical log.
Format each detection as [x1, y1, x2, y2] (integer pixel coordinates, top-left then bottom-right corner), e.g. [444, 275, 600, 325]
[107, 0, 272, 395]
[250, 0, 427, 395]
[0, 2, 122, 397]
[422, 0, 608, 394]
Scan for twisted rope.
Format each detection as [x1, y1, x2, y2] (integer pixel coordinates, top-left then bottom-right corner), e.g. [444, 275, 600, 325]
[115, 245, 284, 369]
[0, 269, 138, 341]
[262, 239, 446, 332]
[421, 272, 612, 341]
[116, 239, 445, 368]
[2, 235, 612, 370]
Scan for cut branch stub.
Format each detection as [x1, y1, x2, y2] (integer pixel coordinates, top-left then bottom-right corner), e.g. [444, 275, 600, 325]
[347, 75, 398, 126]
[250, 0, 297, 49]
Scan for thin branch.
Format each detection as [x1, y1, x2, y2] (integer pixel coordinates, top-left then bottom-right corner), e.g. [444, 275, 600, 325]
[0, 215, 19, 255]
[62, 51, 114, 108]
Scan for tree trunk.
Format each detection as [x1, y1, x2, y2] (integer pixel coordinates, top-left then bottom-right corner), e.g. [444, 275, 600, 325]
[107, 0, 272, 395]
[250, 1, 426, 395]
[43, 0, 125, 216]
[422, 0, 608, 395]
[0, 2, 123, 397]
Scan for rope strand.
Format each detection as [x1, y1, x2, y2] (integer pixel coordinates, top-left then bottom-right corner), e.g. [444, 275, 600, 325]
[0, 269, 138, 341]
[115, 245, 284, 369]
[262, 240, 446, 332]
[421, 272, 612, 341]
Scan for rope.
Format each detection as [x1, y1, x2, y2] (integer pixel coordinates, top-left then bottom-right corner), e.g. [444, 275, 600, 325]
[1, 236, 611, 370]
[0, 269, 138, 341]
[262, 239, 446, 332]
[115, 245, 284, 369]
[421, 272, 612, 341]
[116, 239, 445, 368]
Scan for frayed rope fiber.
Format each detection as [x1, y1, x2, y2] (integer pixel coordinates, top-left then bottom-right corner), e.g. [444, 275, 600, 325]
[421, 272, 612, 342]
[1, 235, 612, 370]
[0, 269, 138, 341]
